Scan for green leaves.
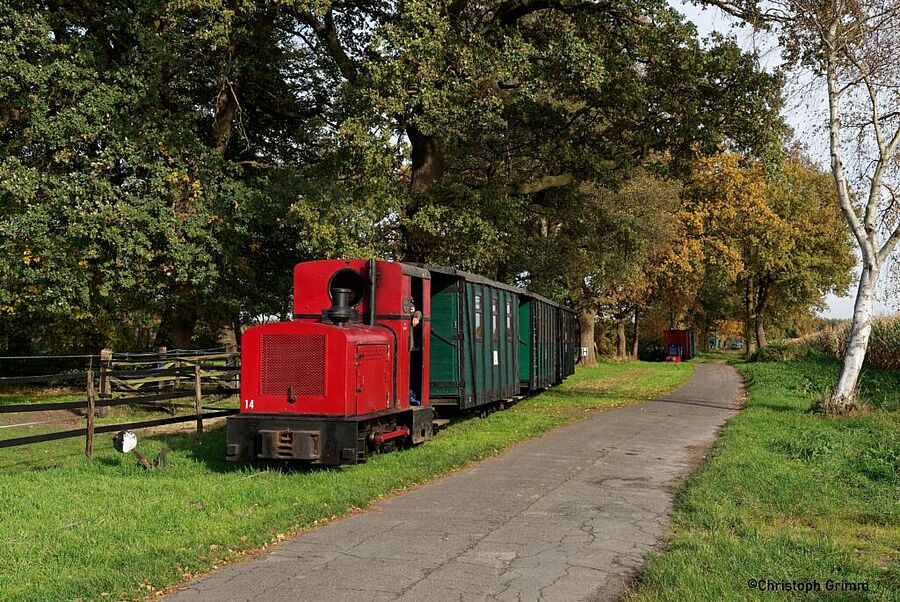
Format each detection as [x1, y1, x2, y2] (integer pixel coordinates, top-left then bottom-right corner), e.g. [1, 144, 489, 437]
[0, 0, 794, 354]
[678, 153, 854, 339]
[0, 1, 268, 350]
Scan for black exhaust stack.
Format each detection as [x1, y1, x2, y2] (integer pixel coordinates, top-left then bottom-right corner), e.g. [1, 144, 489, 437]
[367, 258, 377, 325]
[327, 288, 355, 326]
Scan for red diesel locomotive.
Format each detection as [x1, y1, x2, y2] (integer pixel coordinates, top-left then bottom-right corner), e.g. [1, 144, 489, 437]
[227, 258, 578, 466]
[227, 259, 433, 465]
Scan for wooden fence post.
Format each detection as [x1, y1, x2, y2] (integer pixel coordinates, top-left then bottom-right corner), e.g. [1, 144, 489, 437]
[86, 370, 95, 458]
[226, 342, 238, 389]
[98, 347, 112, 418]
[194, 363, 203, 433]
[157, 346, 166, 392]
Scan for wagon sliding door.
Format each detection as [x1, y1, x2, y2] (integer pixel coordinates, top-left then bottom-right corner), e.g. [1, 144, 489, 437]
[471, 285, 487, 407]
[518, 297, 532, 392]
[502, 292, 518, 398]
[465, 283, 504, 408]
[428, 275, 463, 407]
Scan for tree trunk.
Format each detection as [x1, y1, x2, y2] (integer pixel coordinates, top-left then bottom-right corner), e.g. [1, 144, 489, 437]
[616, 317, 627, 360]
[831, 263, 879, 409]
[631, 307, 640, 359]
[755, 317, 767, 349]
[155, 299, 198, 349]
[744, 320, 756, 355]
[407, 124, 444, 195]
[232, 314, 243, 348]
[211, 81, 238, 155]
[7, 333, 32, 356]
[743, 279, 756, 355]
[699, 321, 710, 352]
[401, 124, 445, 261]
[578, 308, 597, 367]
[208, 9, 275, 156]
[754, 279, 769, 349]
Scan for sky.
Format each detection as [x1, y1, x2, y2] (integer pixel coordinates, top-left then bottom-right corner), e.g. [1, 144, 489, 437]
[669, 1, 898, 319]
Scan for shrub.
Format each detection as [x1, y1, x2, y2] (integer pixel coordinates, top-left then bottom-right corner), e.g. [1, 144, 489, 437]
[751, 341, 814, 363]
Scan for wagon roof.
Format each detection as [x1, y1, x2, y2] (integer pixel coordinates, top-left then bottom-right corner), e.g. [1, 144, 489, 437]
[406, 263, 572, 312]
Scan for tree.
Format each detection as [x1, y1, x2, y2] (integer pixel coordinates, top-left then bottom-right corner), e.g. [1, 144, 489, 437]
[0, 0, 239, 351]
[0, 0, 789, 357]
[289, 1, 787, 263]
[0, 1, 353, 352]
[431, 5, 787, 358]
[701, 0, 900, 410]
[680, 152, 854, 352]
[521, 170, 682, 365]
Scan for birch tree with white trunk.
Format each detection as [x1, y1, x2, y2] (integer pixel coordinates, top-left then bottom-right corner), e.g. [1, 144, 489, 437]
[703, 0, 900, 411]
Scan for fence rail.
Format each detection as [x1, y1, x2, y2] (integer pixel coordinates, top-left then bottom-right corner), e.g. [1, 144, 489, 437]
[0, 388, 236, 414]
[0, 372, 91, 385]
[0, 410, 237, 449]
[0, 346, 241, 457]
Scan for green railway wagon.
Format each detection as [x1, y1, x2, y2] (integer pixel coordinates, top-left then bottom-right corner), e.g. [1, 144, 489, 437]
[519, 293, 554, 391]
[423, 265, 520, 411]
[518, 293, 579, 392]
[557, 306, 579, 381]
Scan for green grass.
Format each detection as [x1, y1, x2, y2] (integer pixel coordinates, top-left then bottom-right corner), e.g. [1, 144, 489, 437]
[629, 353, 900, 602]
[697, 349, 744, 362]
[0, 360, 693, 601]
[0, 387, 85, 406]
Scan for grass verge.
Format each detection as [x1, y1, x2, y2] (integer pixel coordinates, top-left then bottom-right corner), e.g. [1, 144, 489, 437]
[628, 353, 899, 601]
[0, 360, 693, 601]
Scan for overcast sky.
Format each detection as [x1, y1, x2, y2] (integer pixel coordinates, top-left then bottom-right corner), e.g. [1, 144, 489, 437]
[669, 1, 898, 319]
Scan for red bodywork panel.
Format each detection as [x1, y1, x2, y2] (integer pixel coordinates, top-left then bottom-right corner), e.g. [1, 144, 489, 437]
[240, 259, 430, 417]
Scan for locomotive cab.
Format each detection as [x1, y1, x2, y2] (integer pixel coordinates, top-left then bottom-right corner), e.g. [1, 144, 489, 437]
[226, 259, 433, 465]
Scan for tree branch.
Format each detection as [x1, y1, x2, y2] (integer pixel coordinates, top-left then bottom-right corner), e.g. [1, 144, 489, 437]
[484, 0, 641, 33]
[696, 0, 791, 27]
[506, 173, 574, 195]
[446, 0, 470, 20]
[878, 222, 900, 263]
[293, 9, 359, 83]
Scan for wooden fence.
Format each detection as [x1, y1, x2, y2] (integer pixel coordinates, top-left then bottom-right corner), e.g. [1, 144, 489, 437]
[0, 347, 241, 457]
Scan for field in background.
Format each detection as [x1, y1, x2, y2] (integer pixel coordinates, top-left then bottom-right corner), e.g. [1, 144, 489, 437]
[0, 360, 693, 601]
[818, 314, 900, 371]
[629, 353, 899, 601]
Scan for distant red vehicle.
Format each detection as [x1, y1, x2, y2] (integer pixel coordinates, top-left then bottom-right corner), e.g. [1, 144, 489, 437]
[663, 329, 695, 362]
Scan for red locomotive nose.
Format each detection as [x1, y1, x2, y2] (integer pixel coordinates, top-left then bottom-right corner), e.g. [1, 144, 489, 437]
[238, 320, 394, 417]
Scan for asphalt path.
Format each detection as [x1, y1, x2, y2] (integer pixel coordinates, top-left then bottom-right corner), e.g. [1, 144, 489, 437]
[168, 363, 743, 602]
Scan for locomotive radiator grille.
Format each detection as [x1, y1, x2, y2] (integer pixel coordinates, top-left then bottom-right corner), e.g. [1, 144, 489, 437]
[260, 333, 326, 397]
